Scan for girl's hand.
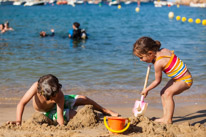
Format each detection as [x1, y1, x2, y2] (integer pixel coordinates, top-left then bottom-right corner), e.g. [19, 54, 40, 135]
[7, 121, 21, 126]
[141, 90, 148, 98]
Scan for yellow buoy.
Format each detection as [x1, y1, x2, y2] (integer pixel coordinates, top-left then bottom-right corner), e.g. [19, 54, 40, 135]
[195, 18, 201, 24]
[202, 19, 206, 26]
[118, 5, 121, 9]
[188, 18, 193, 23]
[135, 7, 140, 12]
[168, 12, 174, 19]
[176, 16, 181, 21]
[182, 17, 186, 22]
[177, 4, 180, 8]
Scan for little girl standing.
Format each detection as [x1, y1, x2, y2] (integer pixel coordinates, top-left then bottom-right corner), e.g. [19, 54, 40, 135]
[133, 36, 193, 124]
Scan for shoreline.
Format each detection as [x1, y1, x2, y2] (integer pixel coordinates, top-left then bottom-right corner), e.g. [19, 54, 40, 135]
[1, 101, 205, 126]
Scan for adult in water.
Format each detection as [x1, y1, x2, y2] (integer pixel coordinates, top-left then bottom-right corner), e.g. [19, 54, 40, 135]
[68, 22, 88, 40]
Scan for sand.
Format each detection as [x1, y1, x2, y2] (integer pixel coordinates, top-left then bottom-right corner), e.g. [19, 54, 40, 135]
[0, 104, 206, 137]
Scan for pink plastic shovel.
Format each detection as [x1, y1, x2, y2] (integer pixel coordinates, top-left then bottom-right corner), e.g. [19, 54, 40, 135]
[133, 65, 151, 117]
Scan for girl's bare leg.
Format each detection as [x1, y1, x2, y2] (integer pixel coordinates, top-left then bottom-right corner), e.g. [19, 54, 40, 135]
[164, 95, 175, 124]
[155, 80, 189, 124]
[74, 95, 119, 116]
[155, 95, 166, 123]
[155, 80, 173, 123]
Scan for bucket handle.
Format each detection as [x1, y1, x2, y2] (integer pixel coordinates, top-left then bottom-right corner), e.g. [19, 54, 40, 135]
[103, 117, 130, 134]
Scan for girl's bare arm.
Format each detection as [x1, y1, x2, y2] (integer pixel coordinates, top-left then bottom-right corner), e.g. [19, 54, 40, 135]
[141, 63, 163, 97]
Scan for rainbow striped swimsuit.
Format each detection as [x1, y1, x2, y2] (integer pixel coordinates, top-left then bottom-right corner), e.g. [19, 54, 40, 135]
[156, 52, 192, 87]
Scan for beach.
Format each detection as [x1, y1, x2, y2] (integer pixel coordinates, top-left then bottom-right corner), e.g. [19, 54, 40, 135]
[0, 96, 206, 137]
[1, 3, 206, 137]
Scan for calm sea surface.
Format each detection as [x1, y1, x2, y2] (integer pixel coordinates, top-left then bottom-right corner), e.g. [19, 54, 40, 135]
[0, 3, 206, 106]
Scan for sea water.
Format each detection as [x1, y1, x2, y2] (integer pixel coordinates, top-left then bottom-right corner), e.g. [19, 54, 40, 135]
[0, 3, 206, 105]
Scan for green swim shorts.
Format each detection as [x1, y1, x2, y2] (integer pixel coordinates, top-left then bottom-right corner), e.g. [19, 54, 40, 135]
[44, 94, 78, 122]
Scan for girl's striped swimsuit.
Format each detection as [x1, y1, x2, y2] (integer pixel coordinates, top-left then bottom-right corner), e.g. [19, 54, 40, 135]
[156, 51, 192, 87]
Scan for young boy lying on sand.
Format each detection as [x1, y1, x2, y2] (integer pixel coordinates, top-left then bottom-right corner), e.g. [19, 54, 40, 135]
[7, 74, 119, 126]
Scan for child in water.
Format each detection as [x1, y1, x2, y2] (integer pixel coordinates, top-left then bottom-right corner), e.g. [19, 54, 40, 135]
[4, 21, 14, 31]
[133, 36, 193, 124]
[0, 24, 5, 33]
[40, 29, 55, 37]
[7, 74, 118, 126]
[0, 21, 14, 33]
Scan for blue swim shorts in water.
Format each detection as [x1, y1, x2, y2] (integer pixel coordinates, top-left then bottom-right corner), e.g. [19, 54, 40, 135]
[44, 94, 78, 122]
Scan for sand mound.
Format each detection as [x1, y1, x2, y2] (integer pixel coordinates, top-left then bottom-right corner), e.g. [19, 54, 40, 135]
[67, 105, 99, 129]
[22, 105, 99, 130]
[126, 116, 206, 137]
[0, 105, 205, 137]
[0, 105, 99, 130]
[24, 112, 55, 125]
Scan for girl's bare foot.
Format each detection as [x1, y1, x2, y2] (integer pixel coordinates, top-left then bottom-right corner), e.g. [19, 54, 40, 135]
[154, 117, 164, 123]
[154, 117, 172, 124]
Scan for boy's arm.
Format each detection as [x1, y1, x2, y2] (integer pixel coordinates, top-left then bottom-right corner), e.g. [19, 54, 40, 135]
[50, 29, 55, 36]
[9, 28, 14, 31]
[141, 63, 162, 97]
[55, 91, 65, 125]
[1, 29, 5, 33]
[8, 82, 38, 125]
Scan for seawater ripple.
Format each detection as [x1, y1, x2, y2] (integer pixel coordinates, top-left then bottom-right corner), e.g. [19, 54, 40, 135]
[0, 4, 206, 101]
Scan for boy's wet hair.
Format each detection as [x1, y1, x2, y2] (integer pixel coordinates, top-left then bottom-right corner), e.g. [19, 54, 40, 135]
[5, 21, 9, 27]
[37, 74, 62, 100]
[40, 31, 46, 37]
[73, 22, 80, 29]
[133, 36, 161, 55]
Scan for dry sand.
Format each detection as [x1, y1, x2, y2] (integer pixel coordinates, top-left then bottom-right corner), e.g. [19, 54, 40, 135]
[0, 104, 206, 137]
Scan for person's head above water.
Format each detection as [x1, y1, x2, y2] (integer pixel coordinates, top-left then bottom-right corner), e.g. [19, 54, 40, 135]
[4, 21, 9, 28]
[37, 74, 62, 100]
[73, 22, 80, 30]
[0, 24, 5, 30]
[40, 31, 46, 37]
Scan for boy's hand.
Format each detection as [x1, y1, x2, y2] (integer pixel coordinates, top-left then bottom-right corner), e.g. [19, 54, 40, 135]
[7, 121, 21, 126]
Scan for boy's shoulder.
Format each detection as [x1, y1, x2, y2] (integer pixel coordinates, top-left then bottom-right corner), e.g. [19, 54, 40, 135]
[29, 82, 39, 94]
[53, 91, 64, 103]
